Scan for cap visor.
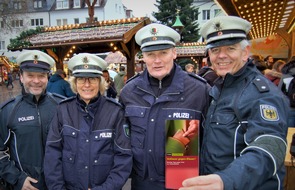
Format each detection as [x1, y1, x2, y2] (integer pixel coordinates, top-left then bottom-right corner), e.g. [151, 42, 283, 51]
[141, 44, 174, 52]
[206, 38, 245, 49]
[21, 68, 49, 73]
[73, 72, 101, 77]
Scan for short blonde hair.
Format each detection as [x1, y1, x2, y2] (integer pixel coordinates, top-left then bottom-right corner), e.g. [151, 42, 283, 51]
[69, 76, 105, 95]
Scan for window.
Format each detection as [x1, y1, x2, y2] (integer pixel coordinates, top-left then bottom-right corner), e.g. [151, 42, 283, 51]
[0, 41, 5, 50]
[202, 10, 210, 20]
[34, 0, 43, 8]
[191, 11, 198, 21]
[31, 18, 44, 26]
[85, 0, 100, 7]
[86, 17, 98, 22]
[11, 20, 23, 28]
[57, 19, 61, 26]
[56, 0, 69, 9]
[56, 19, 68, 26]
[74, 18, 79, 24]
[63, 19, 67, 25]
[73, 0, 80, 8]
[13, 2, 22, 10]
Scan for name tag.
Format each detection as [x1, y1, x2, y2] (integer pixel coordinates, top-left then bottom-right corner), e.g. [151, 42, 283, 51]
[172, 112, 190, 119]
[99, 132, 112, 138]
[18, 116, 35, 122]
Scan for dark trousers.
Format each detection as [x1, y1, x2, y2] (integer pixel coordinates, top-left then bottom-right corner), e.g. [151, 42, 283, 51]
[6, 81, 13, 88]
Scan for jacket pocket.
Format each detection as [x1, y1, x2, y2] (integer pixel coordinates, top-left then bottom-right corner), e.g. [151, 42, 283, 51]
[92, 154, 114, 185]
[62, 151, 76, 185]
[62, 125, 78, 151]
[125, 106, 147, 149]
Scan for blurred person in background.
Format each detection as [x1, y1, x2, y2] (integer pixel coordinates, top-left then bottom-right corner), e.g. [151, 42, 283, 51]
[185, 63, 195, 73]
[102, 69, 117, 99]
[249, 54, 267, 74]
[47, 69, 75, 97]
[278, 57, 295, 127]
[197, 57, 219, 86]
[114, 66, 126, 98]
[264, 60, 286, 86]
[264, 55, 274, 69]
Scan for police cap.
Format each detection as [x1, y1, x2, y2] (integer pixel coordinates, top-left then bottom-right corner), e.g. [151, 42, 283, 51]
[16, 50, 55, 72]
[67, 53, 107, 77]
[135, 23, 180, 52]
[200, 16, 252, 49]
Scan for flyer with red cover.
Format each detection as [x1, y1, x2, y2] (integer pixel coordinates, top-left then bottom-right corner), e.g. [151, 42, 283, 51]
[165, 119, 199, 189]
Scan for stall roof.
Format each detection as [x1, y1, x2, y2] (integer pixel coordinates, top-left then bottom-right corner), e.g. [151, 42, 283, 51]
[215, 0, 295, 39]
[8, 17, 206, 76]
[8, 17, 150, 57]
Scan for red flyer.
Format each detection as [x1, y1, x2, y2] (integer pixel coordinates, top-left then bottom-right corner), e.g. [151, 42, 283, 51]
[165, 119, 199, 189]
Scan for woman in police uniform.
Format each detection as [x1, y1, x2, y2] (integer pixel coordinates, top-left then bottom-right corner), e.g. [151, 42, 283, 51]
[44, 53, 132, 190]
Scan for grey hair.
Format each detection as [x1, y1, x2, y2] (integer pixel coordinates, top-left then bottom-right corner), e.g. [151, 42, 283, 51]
[240, 39, 250, 50]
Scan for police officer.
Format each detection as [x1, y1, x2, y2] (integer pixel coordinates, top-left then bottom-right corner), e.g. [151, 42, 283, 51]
[44, 53, 132, 190]
[119, 23, 210, 190]
[180, 16, 289, 190]
[0, 50, 64, 190]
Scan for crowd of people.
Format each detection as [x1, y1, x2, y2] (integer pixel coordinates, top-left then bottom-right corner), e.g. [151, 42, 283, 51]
[0, 14, 292, 190]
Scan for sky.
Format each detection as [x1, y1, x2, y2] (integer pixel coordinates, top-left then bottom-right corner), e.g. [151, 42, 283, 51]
[121, 0, 158, 20]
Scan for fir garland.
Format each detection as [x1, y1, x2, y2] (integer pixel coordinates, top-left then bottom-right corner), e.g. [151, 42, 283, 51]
[7, 26, 44, 50]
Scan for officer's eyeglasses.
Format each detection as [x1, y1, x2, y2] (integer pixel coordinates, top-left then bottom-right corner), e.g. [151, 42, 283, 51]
[76, 77, 99, 84]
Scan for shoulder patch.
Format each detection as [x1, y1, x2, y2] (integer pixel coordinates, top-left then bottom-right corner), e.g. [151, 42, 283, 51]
[123, 123, 130, 138]
[126, 73, 141, 84]
[260, 104, 279, 121]
[188, 72, 207, 83]
[253, 77, 269, 93]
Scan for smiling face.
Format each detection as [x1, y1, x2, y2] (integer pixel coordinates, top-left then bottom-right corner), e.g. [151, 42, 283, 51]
[76, 77, 100, 104]
[20, 71, 48, 100]
[142, 47, 177, 80]
[208, 42, 250, 78]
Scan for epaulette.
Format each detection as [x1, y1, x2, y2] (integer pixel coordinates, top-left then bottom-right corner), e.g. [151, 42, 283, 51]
[126, 73, 141, 84]
[252, 76, 270, 93]
[0, 97, 17, 110]
[188, 72, 207, 83]
[105, 97, 122, 107]
[59, 96, 76, 104]
[0, 95, 22, 110]
[49, 92, 66, 99]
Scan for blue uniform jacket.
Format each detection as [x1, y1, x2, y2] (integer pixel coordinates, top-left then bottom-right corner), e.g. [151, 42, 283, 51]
[120, 64, 210, 184]
[44, 94, 132, 190]
[201, 61, 289, 190]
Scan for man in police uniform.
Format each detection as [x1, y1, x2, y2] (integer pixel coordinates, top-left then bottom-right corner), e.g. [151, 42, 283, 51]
[0, 50, 64, 190]
[180, 16, 289, 190]
[119, 23, 210, 190]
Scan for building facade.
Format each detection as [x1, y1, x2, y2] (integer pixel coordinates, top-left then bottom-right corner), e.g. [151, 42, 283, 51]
[0, 0, 131, 58]
[192, 0, 226, 42]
